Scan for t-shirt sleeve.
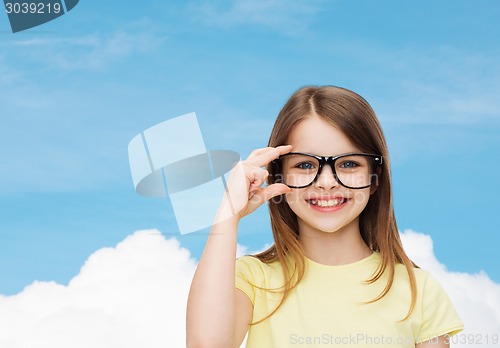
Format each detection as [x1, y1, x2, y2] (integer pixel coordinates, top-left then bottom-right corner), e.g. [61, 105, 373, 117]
[416, 272, 464, 343]
[235, 256, 259, 305]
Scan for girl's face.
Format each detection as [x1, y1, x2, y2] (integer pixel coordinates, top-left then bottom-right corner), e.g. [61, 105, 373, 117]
[284, 115, 373, 236]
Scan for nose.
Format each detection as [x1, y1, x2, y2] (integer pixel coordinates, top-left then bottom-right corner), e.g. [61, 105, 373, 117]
[314, 164, 339, 190]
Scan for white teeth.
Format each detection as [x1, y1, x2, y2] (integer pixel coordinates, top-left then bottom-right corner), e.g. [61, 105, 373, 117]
[310, 198, 346, 207]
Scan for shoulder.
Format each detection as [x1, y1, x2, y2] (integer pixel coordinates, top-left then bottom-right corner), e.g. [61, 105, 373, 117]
[236, 255, 263, 267]
[235, 255, 264, 274]
[391, 264, 457, 313]
[411, 267, 432, 286]
[235, 255, 284, 286]
[393, 262, 438, 286]
[411, 267, 455, 306]
[394, 264, 464, 339]
[405, 266, 449, 295]
[235, 255, 284, 305]
[236, 255, 282, 274]
[393, 264, 454, 300]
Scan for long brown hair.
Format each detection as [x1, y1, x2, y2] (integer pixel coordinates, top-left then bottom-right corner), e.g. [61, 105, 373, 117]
[249, 85, 417, 325]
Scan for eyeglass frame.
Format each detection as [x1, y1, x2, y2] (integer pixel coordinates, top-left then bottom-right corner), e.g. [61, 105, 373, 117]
[272, 152, 383, 189]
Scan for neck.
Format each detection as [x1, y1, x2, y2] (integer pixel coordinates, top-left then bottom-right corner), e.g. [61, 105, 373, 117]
[298, 217, 373, 266]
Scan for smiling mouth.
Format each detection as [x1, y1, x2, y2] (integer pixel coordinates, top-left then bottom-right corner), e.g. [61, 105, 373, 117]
[306, 198, 349, 207]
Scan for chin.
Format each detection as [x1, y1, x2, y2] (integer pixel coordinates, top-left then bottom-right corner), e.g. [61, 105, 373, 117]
[298, 218, 354, 235]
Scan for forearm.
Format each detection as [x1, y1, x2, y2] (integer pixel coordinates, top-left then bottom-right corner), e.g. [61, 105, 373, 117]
[186, 207, 240, 347]
[186, 146, 292, 347]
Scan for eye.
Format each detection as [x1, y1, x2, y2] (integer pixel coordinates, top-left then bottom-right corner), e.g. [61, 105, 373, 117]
[296, 162, 316, 170]
[339, 161, 359, 169]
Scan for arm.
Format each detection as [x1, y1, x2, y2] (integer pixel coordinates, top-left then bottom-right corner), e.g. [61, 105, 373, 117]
[186, 146, 292, 348]
[416, 334, 449, 348]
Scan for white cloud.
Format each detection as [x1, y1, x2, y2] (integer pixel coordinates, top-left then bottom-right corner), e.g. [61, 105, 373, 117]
[0, 230, 196, 348]
[1, 19, 166, 71]
[0, 229, 498, 347]
[366, 46, 500, 126]
[20, 31, 164, 71]
[189, 0, 325, 35]
[401, 230, 500, 347]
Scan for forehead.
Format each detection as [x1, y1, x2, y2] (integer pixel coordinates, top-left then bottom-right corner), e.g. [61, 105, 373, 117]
[286, 115, 361, 155]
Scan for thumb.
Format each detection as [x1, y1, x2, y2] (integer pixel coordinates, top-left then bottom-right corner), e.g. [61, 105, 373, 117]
[255, 183, 291, 203]
[242, 183, 290, 217]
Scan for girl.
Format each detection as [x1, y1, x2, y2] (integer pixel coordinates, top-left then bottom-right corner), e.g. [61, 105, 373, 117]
[186, 86, 463, 348]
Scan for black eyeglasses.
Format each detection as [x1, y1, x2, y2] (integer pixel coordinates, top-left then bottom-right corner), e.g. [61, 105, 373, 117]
[273, 152, 383, 189]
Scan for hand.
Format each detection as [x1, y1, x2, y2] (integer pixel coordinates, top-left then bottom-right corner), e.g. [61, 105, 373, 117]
[217, 145, 293, 222]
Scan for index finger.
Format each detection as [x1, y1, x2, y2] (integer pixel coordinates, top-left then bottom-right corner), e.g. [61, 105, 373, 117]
[247, 145, 293, 167]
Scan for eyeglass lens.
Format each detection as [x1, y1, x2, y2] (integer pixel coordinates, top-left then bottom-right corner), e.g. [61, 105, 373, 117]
[280, 154, 376, 188]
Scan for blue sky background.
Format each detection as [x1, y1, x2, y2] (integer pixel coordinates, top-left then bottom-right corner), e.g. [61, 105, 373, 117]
[0, 0, 499, 295]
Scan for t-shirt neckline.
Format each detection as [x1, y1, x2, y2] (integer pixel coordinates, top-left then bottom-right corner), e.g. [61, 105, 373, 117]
[305, 251, 380, 271]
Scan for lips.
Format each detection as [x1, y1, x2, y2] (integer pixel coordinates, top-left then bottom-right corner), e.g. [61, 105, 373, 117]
[304, 195, 351, 211]
[307, 197, 348, 207]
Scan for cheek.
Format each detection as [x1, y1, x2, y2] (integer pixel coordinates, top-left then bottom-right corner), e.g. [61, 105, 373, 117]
[285, 191, 298, 207]
[284, 191, 305, 213]
[352, 189, 372, 210]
